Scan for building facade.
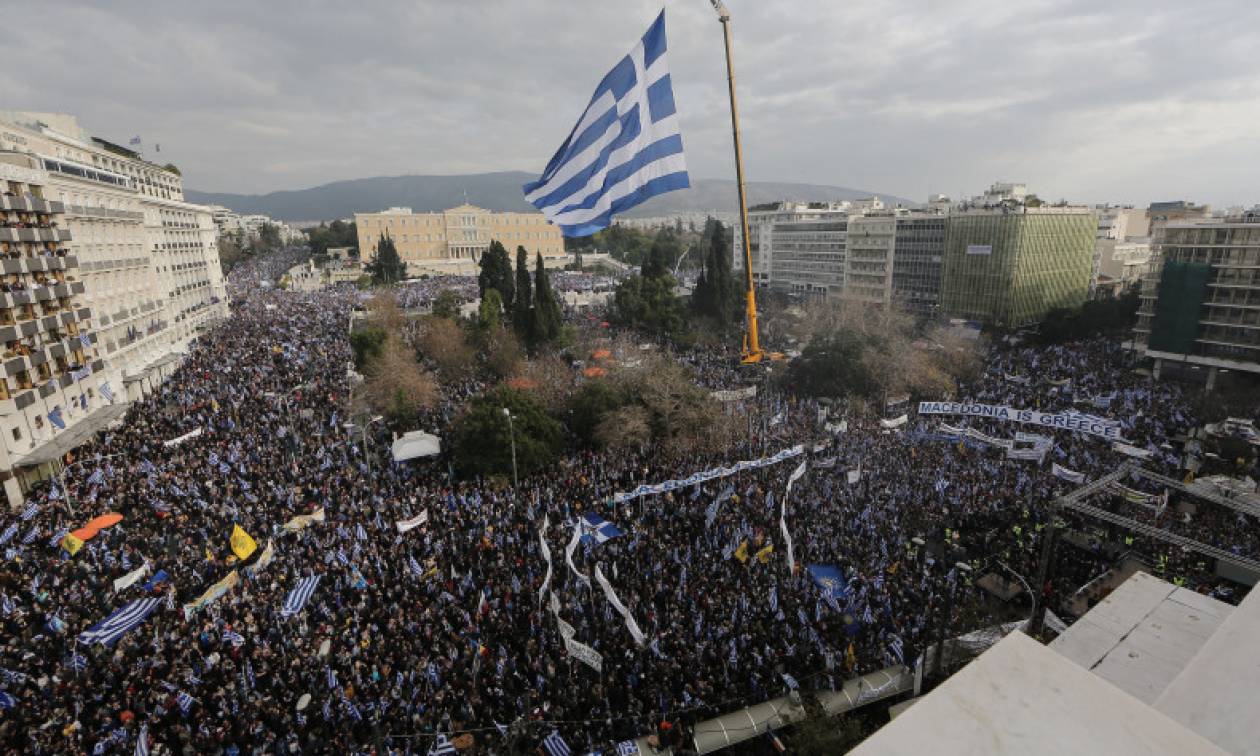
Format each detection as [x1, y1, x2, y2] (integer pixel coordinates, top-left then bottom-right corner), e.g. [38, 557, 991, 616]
[0, 112, 228, 506]
[734, 201, 856, 300]
[892, 212, 946, 315]
[354, 204, 564, 275]
[940, 207, 1096, 328]
[0, 155, 111, 506]
[1134, 212, 1260, 385]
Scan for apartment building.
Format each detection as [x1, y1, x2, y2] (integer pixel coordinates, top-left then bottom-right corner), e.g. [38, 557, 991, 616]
[1134, 211, 1260, 387]
[0, 155, 111, 506]
[734, 201, 854, 300]
[1092, 206, 1152, 297]
[354, 204, 565, 276]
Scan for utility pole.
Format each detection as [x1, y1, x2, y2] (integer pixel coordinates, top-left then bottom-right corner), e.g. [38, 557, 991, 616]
[502, 408, 518, 488]
[708, 0, 762, 364]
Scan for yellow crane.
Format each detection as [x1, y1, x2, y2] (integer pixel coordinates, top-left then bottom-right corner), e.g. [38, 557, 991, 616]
[709, 0, 781, 364]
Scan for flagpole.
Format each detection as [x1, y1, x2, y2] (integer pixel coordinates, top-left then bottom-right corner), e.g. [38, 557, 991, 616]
[709, 0, 762, 364]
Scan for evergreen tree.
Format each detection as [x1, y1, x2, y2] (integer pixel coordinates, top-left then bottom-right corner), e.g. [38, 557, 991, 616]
[691, 220, 738, 326]
[367, 234, 407, 285]
[512, 246, 533, 340]
[641, 233, 674, 280]
[531, 253, 563, 344]
[477, 241, 514, 312]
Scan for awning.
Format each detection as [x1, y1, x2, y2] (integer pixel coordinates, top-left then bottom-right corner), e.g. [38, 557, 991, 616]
[14, 401, 132, 467]
[391, 431, 441, 463]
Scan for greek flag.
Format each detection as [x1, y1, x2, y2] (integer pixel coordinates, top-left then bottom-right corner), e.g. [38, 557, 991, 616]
[578, 513, 623, 546]
[48, 407, 66, 430]
[541, 731, 572, 756]
[68, 651, 88, 673]
[21, 527, 39, 545]
[617, 742, 640, 756]
[222, 630, 245, 647]
[769, 586, 779, 615]
[78, 598, 163, 646]
[18, 502, 38, 521]
[281, 574, 322, 616]
[523, 11, 689, 236]
[428, 733, 457, 756]
[177, 691, 194, 714]
[0, 524, 16, 546]
[889, 634, 905, 666]
[135, 724, 149, 756]
[100, 382, 115, 403]
[781, 672, 800, 691]
[87, 468, 105, 487]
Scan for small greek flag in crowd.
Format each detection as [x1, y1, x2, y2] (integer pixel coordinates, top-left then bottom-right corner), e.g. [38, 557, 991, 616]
[281, 574, 322, 617]
[68, 651, 88, 673]
[71, 367, 91, 382]
[18, 501, 38, 521]
[78, 598, 163, 646]
[177, 690, 195, 714]
[100, 382, 115, 403]
[326, 665, 338, 690]
[48, 407, 66, 430]
[541, 730, 572, 756]
[0, 524, 18, 546]
[522, 11, 689, 236]
[79, 332, 92, 350]
[428, 733, 457, 756]
[222, 630, 245, 647]
[889, 634, 905, 666]
[135, 724, 149, 756]
[0, 594, 13, 615]
[781, 672, 800, 691]
[578, 512, 623, 546]
[21, 527, 39, 545]
[0, 691, 15, 709]
[617, 742, 640, 756]
[87, 468, 106, 487]
[768, 586, 779, 615]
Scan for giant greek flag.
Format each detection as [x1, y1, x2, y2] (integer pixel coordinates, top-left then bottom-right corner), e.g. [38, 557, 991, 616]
[523, 11, 689, 236]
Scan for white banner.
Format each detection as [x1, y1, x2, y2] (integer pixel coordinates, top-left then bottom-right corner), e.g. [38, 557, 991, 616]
[565, 525, 589, 584]
[880, 414, 908, 429]
[825, 420, 848, 435]
[1004, 373, 1031, 386]
[966, 428, 1015, 449]
[246, 539, 276, 576]
[1112, 441, 1153, 459]
[612, 445, 804, 504]
[538, 515, 553, 606]
[1052, 463, 1085, 484]
[395, 511, 429, 534]
[565, 636, 604, 672]
[782, 461, 807, 574]
[711, 386, 757, 402]
[595, 565, 646, 646]
[847, 467, 861, 485]
[163, 427, 204, 448]
[918, 402, 1122, 440]
[113, 562, 150, 593]
[281, 507, 325, 532]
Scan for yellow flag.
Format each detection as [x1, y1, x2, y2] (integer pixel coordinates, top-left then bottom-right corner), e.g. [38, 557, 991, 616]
[61, 533, 84, 556]
[734, 540, 749, 563]
[755, 544, 774, 564]
[845, 642, 857, 671]
[230, 524, 257, 560]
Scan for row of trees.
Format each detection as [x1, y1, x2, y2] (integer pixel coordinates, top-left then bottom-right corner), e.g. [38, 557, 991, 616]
[217, 222, 285, 273]
[307, 220, 358, 261]
[477, 241, 564, 348]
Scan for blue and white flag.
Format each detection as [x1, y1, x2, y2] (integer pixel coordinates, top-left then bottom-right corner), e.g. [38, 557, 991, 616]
[68, 651, 88, 673]
[781, 672, 800, 690]
[579, 513, 623, 546]
[99, 382, 115, 403]
[523, 11, 689, 236]
[617, 742, 640, 756]
[889, 634, 905, 666]
[48, 407, 66, 431]
[541, 730, 572, 756]
[18, 502, 38, 521]
[79, 598, 163, 646]
[0, 524, 17, 546]
[177, 691, 195, 714]
[135, 724, 149, 756]
[428, 733, 457, 756]
[281, 574, 322, 617]
[0, 691, 15, 709]
[222, 630, 245, 647]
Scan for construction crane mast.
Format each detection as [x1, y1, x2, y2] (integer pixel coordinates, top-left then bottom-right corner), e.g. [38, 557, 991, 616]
[709, 0, 763, 363]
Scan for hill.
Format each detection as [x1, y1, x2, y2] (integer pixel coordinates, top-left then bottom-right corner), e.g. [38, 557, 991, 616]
[187, 172, 915, 223]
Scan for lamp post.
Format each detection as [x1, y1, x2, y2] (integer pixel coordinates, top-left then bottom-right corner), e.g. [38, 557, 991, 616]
[344, 414, 383, 480]
[502, 408, 518, 488]
[931, 561, 973, 681]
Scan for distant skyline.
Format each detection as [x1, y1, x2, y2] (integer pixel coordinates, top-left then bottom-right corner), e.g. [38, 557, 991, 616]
[4, 0, 1259, 209]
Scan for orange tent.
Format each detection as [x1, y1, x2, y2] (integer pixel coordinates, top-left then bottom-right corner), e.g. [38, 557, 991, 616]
[583, 367, 607, 378]
[507, 377, 538, 391]
[591, 349, 612, 360]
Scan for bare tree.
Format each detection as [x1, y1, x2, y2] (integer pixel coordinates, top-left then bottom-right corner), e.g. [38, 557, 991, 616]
[509, 353, 575, 413]
[595, 405, 652, 451]
[361, 334, 438, 426]
[416, 315, 476, 382]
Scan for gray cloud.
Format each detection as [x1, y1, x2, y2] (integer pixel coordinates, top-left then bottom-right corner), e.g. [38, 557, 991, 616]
[4, 0, 1258, 208]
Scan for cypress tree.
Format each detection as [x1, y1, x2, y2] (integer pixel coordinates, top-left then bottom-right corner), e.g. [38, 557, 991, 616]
[513, 246, 533, 340]
[531, 253, 562, 343]
[477, 240, 514, 313]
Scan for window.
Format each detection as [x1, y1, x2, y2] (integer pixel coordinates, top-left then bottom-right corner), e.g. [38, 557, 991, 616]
[10, 427, 19, 441]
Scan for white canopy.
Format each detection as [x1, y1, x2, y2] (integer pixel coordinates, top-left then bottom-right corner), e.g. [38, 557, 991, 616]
[391, 431, 441, 462]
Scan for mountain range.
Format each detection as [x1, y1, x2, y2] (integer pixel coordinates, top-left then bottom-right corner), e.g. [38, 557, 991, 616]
[186, 171, 915, 224]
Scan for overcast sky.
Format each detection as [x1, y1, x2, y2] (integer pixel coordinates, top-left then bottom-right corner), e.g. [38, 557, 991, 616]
[6, 0, 1259, 207]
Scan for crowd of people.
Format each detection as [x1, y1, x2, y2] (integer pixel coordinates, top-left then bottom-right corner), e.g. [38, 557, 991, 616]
[0, 248, 1253, 755]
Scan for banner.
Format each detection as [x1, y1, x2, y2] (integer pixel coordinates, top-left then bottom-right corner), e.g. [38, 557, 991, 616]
[113, 562, 151, 593]
[710, 386, 757, 402]
[781, 461, 807, 573]
[564, 526, 589, 584]
[825, 420, 848, 435]
[612, 445, 804, 504]
[549, 590, 601, 672]
[183, 570, 239, 621]
[245, 540, 276, 577]
[164, 428, 204, 448]
[880, 415, 908, 429]
[847, 468, 861, 485]
[282, 507, 325, 533]
[1004, 373, 1031, 386]
[918, 402, 1122, 440]
[396, 511, 429, 534]
[965, 428, 1015, 449]
[1052, 464, 1085, 484]
[1112, 442, 1153, 459]
[538, 516, 553, 606]
[594, 565, 646, 646]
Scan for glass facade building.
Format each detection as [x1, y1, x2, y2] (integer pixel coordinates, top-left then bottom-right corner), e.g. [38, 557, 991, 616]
[940, 209, 1096, 328]
[892, 215, 946, 315]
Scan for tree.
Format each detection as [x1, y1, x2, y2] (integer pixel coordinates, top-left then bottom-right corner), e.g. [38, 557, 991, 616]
[788, 330, 879, 399]
[692, 219, 738, 326]
[431, 289, 462, 320]
[595, 405, 653, 451]
[477, 241, 514, 312]
[415, 316, 476, 382]
[531, 253, 563, 345]
[452, 387, 564, 479]
[349, 327, 386, 370]
[567, 378, 627, 444]
[367, 234, 407, 285]
[360, 334, 438, 427]
[612, 273, 683, 336]
[257, 222, 282, 252]
[478, 289, 504, 333]
[512, 246, 533, 340]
